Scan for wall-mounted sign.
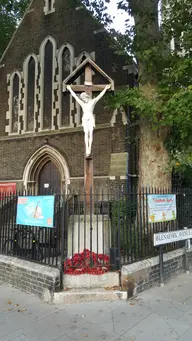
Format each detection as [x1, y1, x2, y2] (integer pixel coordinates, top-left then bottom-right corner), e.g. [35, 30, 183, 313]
[154, 228, 192, 246]
[0, 182, 16, 199]
[16, 195, 55, 228]
[44, 184, 49, 188]
[148, 194, 176, 223]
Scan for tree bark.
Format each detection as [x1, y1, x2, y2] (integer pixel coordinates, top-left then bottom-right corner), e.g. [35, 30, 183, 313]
[138, 117, 171, 189]
[127, 0, 172, 188]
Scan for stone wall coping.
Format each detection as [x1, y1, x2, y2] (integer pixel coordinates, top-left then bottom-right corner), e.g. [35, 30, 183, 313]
[121, 248, 192, 275]
[0, 254, 60, 278]
[122, 259, 151, 275]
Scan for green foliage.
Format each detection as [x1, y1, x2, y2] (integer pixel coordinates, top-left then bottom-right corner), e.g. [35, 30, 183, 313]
[110, 197, 156, 259]
[173, 167, 192, 187]
[81, 0, 111, 24]
[0, 0, 29, 57]
[84, 0, 192, 173]
[110, 198, 139, 256]
[106, 81, 192, 168]
[81, 0, 112, 25]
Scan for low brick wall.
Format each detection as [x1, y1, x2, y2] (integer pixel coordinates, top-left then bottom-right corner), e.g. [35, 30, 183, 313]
[1, 248, 192, 302]
[121, 248, 192, 298]
[0, 255, 60, 302]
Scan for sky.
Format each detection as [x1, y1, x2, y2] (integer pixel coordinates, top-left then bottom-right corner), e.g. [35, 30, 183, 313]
[107, 2, 126, 32]
[107, 2, 161, 32]
[107, 2, 132, 32]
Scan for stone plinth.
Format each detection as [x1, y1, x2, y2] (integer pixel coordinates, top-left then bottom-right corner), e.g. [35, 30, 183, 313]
[63, 272, 119, 289]
[67, 215, 111, 258]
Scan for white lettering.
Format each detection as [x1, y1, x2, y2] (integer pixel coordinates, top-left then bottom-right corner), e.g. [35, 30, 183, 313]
[154, 228, 192, 246]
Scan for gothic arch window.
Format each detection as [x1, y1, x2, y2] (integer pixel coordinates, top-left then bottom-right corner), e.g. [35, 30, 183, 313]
[9, 71, 21, 134]
[23, 54, 38, 132]
[39, 36, 57, 131]
[58, 43, 74, 128]
[44, 0, 55, 15]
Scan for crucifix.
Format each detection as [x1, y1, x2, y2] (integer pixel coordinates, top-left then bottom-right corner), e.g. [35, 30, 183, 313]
[66, 82, 110, 159]
[63, 58, 114, 210]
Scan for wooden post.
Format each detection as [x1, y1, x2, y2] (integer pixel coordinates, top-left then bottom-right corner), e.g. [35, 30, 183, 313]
[84, 157, 93, 211]
[84, 65, 94, 211]
[85, 65, 92, 84]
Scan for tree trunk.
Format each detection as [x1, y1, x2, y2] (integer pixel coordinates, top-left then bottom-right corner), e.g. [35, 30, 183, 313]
[137, 118, 172, 251]
[138, 118, 171, 189]
[128, 0, 172, 188]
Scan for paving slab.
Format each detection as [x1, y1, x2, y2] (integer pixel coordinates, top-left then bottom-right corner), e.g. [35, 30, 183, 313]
[164, 318, 190, 337]
[176, 326, 192, 341]
[1, 273, 192, 340]
[65, 321, 120, 341]
[123, 312, 179, 341]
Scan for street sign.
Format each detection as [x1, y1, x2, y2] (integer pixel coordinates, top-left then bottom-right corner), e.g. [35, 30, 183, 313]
[154, 228, 192, 246]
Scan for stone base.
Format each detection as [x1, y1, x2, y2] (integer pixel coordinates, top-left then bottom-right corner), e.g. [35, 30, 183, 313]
[53, 288, 127, 304]
[64, 271, 119, 289]
[67, 215, 111, 258]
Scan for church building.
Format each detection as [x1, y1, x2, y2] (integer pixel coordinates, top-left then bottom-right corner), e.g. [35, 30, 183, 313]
[0, 0, 137, 195]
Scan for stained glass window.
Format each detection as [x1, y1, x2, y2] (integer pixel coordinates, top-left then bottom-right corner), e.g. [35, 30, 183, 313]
[43, 40, 53, 129]
[61, 47, 71, 126]
[26, 56, 35, 131]
[11, 74, 20, 133]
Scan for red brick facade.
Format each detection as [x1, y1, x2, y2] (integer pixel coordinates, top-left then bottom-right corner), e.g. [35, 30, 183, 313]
[0, 0, 134, 193]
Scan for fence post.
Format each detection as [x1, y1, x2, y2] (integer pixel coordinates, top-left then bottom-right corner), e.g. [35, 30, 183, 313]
[184, 227, 190, 275]
[185, 240, 190, 275]
[59, 195, 65, 290]
[159, 245, 164, 286]
[117, 189, 121, 270]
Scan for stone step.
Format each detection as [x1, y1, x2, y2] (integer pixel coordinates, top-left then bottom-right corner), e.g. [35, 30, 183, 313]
[53, 288, 127, 304]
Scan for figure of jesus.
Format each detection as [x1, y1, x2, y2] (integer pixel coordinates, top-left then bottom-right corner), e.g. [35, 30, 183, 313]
[67, 83, 111, 158]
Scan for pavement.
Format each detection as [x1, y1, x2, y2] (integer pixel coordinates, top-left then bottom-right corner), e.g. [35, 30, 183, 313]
[1, 273, 192, 341]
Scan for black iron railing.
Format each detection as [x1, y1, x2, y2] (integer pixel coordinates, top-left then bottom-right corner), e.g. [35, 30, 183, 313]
[62, 188, 192, 274]
[0, 193, 64, 268]
[0, 188, 192, 274]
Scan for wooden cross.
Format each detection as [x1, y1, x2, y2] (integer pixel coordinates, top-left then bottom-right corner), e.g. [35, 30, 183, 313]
[63, 58, 114, 212]
[84, 65, 94, 212]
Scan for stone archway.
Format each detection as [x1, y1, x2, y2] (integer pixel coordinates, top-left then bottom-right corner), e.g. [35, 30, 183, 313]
[23, 145, 70, 194]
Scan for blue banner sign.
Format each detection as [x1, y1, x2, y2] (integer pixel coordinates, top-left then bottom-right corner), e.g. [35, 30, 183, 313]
[16, 196, 55, 228]
[148, 194, 176, 223]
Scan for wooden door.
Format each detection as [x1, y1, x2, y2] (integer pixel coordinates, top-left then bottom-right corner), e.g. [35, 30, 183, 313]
[38, 161, 61, 195]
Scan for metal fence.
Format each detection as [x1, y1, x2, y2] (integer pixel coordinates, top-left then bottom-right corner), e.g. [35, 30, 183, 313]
[0, 193, 64, 268]
[0, 188, 192, 275]
[63, 187, 192, 274]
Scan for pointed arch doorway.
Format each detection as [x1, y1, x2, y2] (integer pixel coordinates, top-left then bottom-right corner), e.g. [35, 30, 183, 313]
[38, 160, 61, 195]
[23, 145, 70, 194]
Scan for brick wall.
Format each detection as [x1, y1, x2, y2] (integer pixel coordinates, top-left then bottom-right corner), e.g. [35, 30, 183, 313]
[1, 248, 191, 301]
[0, 126, 113, 181]
[0, 0, 129, 187]
[0, 0, 127, 136]
[0, 255, 60, 302]
[121, 248, 192, 298]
